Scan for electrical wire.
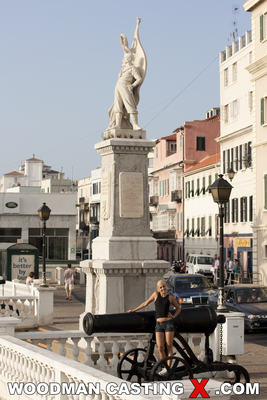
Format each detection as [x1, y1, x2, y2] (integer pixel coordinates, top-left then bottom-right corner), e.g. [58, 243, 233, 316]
[143, 55, 219, 129]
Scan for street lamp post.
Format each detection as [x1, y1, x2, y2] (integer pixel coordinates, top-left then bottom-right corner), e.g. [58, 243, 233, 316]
[209, 175, 233, 311]
[38, 203, 51, 287]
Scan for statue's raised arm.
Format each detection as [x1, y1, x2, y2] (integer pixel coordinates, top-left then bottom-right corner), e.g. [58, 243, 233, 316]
[106, 18, 147, 134]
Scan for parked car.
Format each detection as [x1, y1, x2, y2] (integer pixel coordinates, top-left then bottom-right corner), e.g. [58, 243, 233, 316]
[186, 254, 214, 281]
[208, 284, 267, 332]
[166, 274, 216, 307]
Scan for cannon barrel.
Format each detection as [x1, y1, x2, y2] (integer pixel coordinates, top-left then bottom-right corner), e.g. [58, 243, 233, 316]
[83, 306, 225, 336]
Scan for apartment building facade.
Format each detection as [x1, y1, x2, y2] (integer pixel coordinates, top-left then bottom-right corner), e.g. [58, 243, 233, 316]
[183, 154, 221, 257]
[244, 0, 267, 284]
[217, 28, 254, 277]
[150, 112, 220, 262]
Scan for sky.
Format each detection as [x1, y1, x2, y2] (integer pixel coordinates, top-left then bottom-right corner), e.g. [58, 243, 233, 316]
[0, 1, 252, 181]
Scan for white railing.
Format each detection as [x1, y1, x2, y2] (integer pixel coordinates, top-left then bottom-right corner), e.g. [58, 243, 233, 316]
[0, 281, 55, 328]
[0, 335, 152, 400]
[0, 334, 228, 400]
[15, 330, 206, 376]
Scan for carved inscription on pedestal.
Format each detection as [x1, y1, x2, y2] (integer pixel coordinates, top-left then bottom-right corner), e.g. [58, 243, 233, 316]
[119, 172, 144, 218]
[101, 172, 111, 219]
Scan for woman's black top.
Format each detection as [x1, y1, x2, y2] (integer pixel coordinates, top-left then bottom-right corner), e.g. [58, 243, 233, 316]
[155, 292, 170, 319]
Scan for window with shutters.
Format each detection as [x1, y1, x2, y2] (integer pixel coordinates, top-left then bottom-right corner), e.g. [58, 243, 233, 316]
[231, 99, 239, 120]
[239, 145, 243, 170]
[208, 216, 212, 237]
[248, 91, 253, 113]
[191, 218, 195, 238]
[196, 217, 200, 237]
[231, 148, 234, 170]
[156, 146, 158, 159]
[240, 197, 247, 222]
[261, 97, 267, 126]
[232, 63, 237, 83]
[201, 217, 205, 237]
[225, 201, 230, 223]
[164, 179, 169, 196]
[208, 175, 212, 193]
[177, 212, 183, 232]
[224, 68, 229, 87]
[224, 104, 229, 124]
[196, 178, 200, 196]
[227, 149, 230, 172]
[235, 146, 239, 171]
[191, 180, 194, 197]
[202, 177, 206, 195]
[260, 13, 267, 42]
[232, 198, 238, 223]
[249, 196, 253, 222]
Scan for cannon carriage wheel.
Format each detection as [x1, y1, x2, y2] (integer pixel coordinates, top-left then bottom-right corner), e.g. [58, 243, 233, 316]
[149, 356, 193, 381]
[117, 348, 156, 383]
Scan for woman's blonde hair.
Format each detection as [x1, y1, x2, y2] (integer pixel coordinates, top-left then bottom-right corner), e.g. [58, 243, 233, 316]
[157, 280, 166, 289]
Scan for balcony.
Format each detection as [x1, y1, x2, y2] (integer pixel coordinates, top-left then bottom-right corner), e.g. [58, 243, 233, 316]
[149, 195, 159, 206]
[90, 216, 99, 224]
[171, 190, 182, 203]
[153, 230, 176, 240]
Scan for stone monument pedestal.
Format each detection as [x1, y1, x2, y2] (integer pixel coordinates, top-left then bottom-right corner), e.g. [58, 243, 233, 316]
[79, 132, 169, 328]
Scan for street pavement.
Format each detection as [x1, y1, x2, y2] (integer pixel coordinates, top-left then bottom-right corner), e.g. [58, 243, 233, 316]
[39, 284, 86, 331]
[39, 285, 267, 399]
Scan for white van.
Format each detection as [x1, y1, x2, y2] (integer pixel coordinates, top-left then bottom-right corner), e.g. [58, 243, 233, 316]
[186, 254, 214, 280]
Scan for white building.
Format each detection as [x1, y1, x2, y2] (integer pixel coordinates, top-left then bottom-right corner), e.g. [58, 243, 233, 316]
[183, 154, 221, 257]
[0, 191, 77, 281]
[76, 176, 91, 260]
[90, 168, 101, 242]
[217, 30, 253, 276]
[244, 0, 267, 284]
[0, 155, 77, 193]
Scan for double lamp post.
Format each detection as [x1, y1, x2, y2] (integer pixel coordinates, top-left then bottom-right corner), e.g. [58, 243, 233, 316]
[209, 174, 233, 311]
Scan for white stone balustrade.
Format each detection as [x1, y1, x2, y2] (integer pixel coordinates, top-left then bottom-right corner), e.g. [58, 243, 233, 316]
[0, 280, 56, 328]
[0, 335, 154, 400]
[0, 334, 229, 400]
[16, 330, 206, 376]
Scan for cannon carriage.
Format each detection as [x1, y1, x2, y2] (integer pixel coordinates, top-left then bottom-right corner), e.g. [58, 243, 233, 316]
[83, 306, 249, 383]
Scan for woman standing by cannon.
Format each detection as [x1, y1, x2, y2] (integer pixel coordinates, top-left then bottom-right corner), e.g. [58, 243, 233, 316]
[127, 280, 181, 375]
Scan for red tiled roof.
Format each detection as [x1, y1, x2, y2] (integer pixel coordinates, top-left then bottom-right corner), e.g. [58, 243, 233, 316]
[184, 153, 220, 174]
[205, 115, 220, 122]
[26, 157, 43, 162]
[173, 115, 220, 132]
[156, 133, 176, 143]
[4, 171, 24, 176]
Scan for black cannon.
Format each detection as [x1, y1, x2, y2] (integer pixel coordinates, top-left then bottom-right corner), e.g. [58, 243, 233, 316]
[83, 306, 249, 383]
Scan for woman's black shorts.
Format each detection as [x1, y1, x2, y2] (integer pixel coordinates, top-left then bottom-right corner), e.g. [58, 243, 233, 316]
[155, 320, 175, 333]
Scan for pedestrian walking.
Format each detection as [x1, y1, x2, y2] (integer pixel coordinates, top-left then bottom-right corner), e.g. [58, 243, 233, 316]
[64, 264, 76, 300]
[234, 259, 239, 283]
[225, 257, 234, 285]
[214, 256, 220, 285]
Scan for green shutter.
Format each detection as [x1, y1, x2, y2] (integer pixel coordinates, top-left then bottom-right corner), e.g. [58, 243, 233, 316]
[260, 14, 264, 42]
[261, 98, 265, 125]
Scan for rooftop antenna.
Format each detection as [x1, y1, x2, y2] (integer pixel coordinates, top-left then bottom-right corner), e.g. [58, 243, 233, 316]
[230, 6, 239, 42]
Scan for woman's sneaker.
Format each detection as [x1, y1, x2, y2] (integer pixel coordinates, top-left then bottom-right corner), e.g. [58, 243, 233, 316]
[158, 367, 168, 376]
